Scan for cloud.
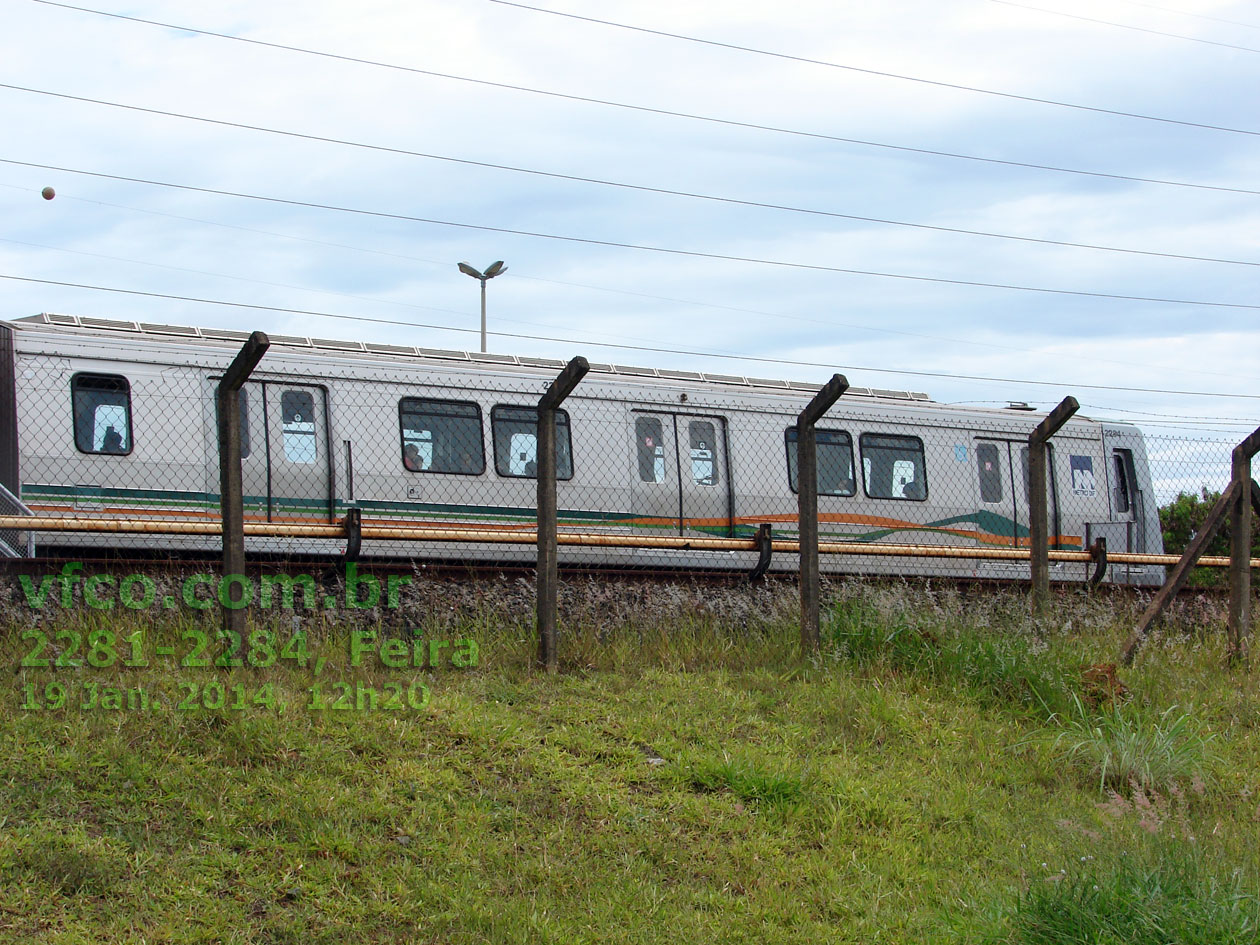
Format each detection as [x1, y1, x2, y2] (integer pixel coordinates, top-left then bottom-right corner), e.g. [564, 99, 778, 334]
[1, 0, 1257, 437]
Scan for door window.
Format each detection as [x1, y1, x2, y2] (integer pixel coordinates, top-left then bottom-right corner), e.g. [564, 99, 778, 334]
[1113, 451, 1132, 513]
[280, 390, 317, 464]
[635, 417, 666, 483]
[976, 442, 1003, 503]
[688, 421, 718, 486]
[213, 387, 251, 459]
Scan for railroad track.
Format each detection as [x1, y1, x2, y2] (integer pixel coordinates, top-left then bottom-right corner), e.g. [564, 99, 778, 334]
[0, 550, 1229, 598]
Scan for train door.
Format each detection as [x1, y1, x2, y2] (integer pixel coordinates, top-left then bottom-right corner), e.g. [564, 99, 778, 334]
[263, 384, 332, 521]
[680, 415, 731, 538]
[1103, 428, 1149, 554]
[975, 439, 1018, 546]
[974, 438, 1057, 548]
[630, 411, 732, 537]
[235, 382, 268, 521]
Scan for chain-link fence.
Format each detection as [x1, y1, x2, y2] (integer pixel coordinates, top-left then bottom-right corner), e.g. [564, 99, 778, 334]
[1146, 434, 1236, 506]
[1, 317, 1255, 591]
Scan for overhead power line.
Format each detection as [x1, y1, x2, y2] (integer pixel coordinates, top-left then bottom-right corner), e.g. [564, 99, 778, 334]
[23, 1, 1260, 198]
[10, 183, 1257, 386]
[487, 0, 1260, 137]
[4, 271, 1257, 401]
[9, 181, 1253, 385]
[1078, 404, 1257, 424]
[9, 156, 1260, 312]
[8, 82, 1260, 269]
[1111, 0, 1260, 32]
[990, 0, 1260, 53]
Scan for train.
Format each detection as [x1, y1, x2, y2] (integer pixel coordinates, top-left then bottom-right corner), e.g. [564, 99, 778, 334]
[0, 313, 1165, 584]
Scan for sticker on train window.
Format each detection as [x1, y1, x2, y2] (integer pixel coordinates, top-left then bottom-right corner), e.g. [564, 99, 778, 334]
[1070, 455, 1097, 496]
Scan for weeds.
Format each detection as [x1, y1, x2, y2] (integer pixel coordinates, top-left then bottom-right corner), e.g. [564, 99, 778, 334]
[971, 837, 1260, 945]
[825, 588, 1077, 718]
[1047, 694, 1219, 793]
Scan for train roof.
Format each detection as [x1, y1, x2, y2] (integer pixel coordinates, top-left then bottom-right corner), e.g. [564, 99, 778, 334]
[10, 312, 936, 403]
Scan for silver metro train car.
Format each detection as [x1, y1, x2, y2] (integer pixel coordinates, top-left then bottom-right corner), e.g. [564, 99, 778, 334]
[0, 313, 1164, 584]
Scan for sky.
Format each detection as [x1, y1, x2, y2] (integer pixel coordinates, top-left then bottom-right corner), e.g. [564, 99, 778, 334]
[2, 0, 1259, 477]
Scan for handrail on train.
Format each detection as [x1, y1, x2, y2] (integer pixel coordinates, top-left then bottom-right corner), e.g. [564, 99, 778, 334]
[1, 514, 1252, 569]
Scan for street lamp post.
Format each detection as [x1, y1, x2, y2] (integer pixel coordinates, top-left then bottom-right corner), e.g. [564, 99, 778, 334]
[458, 260, 507, 353]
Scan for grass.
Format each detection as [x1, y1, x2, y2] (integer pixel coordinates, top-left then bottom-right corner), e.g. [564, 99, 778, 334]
[825, 584, 1079, 718]
[676, 752, 815, 813]
[963, 836, 1260, 944]
[1046, 694, 1219, 793]
[1, 573, 1258, 943]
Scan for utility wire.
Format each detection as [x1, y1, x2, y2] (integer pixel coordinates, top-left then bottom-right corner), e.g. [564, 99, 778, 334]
[0, 234, 772, 358]
[5, 271, 1258, 400]
[9, 181, 1253, 384]
[487, 0, 1260, 137]
[1077, 403, 1256, 424]
[1111, 0, 1260, 32]
[9, 83, 1260, 270]
[989, 0, 1260, 53]
[21, 0, 1260, 198]
[0, 236, 469, 320]
[10, 182, 1256, 385]
[9, 157, 1260, 312]
[956, 400, 1255, 424]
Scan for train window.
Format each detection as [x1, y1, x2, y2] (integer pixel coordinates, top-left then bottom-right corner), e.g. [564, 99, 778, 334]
[72, 373, 132, 455]
[636, 417, 666, 483]
[1113, 451, 1132, 513]
[491, 405, 573, 480]
[976, 443, 1003, 503]
[860, 433, 927, 500]
[213, 388, 251, 459]
[785, 428, 856, 496]
[688, 421, 718, 486]
[280, 390, 317, 465]
[398, 399, 485, 475]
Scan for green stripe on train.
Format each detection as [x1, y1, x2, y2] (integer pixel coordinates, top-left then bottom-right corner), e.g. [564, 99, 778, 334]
[24, 484, 1059, 546]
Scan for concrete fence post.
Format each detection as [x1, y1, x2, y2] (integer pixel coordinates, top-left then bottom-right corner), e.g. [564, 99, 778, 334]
[1227, 426, 1260, 665]
[797, 374, 849, 656]
[1028, 396, 1078, 614]
[216, 332, 269, 644]
[536, 357, 589, 673]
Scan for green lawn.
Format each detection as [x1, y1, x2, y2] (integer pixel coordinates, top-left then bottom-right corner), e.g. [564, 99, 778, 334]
[2, 577, 1258, 943]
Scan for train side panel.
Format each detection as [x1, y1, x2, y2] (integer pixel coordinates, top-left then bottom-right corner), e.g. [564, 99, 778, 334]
[5, 318, 1166, 584]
